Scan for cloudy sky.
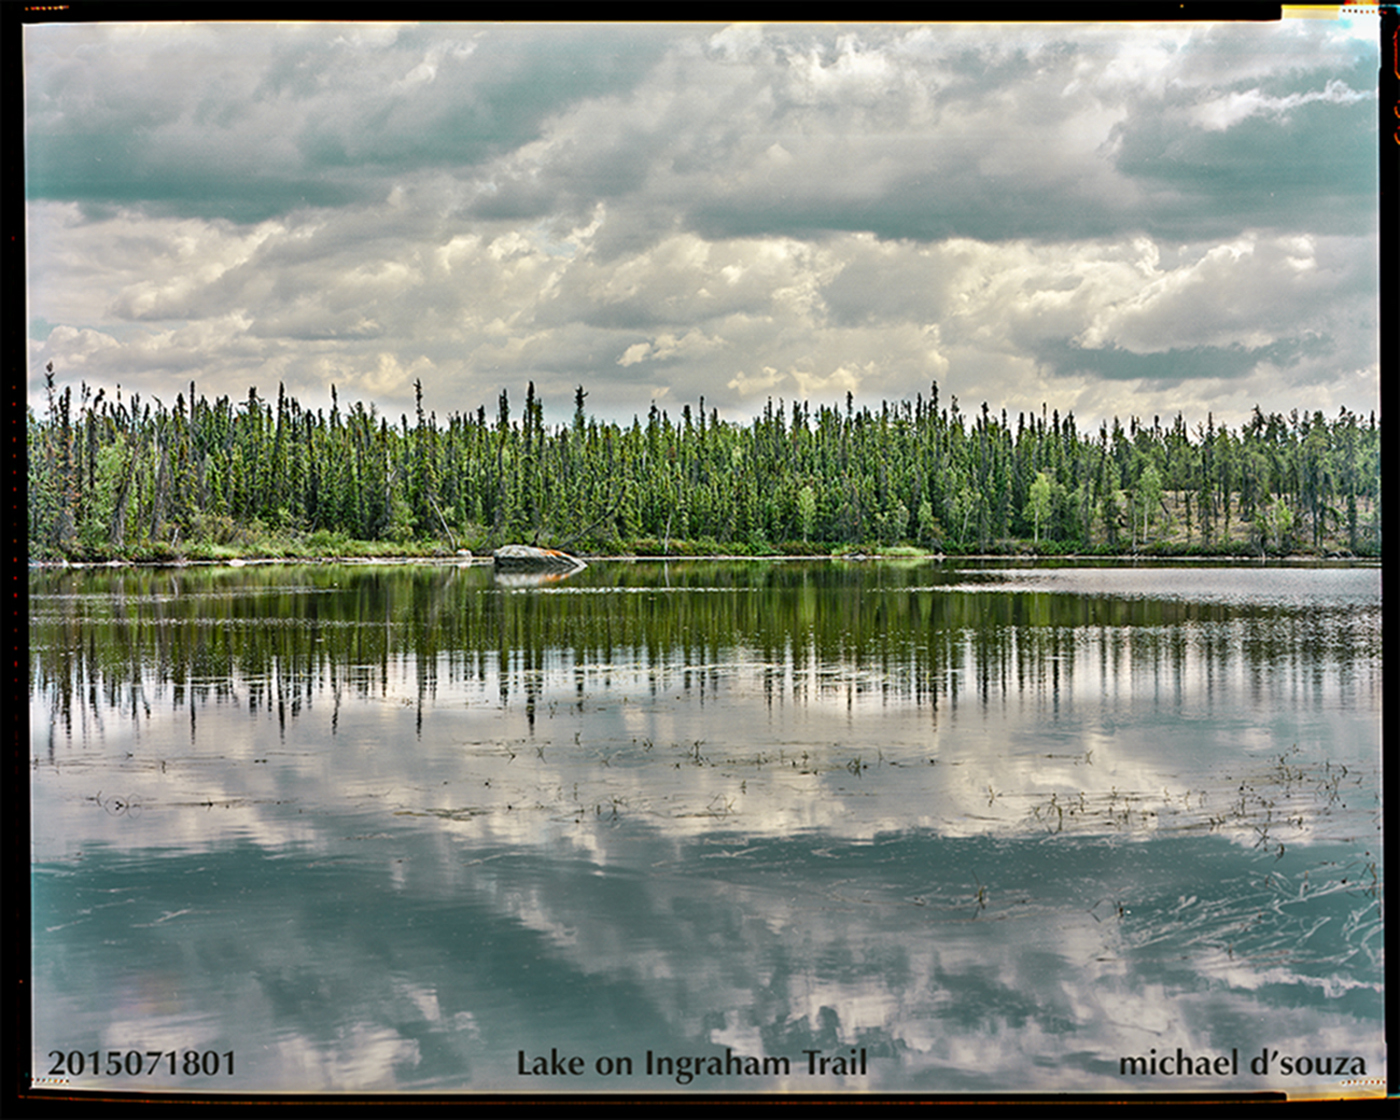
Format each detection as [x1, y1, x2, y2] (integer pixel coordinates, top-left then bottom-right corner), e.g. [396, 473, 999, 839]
[23, 15, 1381, 430]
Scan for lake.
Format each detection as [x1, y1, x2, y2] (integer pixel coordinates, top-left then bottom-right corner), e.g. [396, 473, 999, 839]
[27, 559, 1384, 1097]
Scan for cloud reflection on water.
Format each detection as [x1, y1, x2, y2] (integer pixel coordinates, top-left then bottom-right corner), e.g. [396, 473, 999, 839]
[29, 561, 1382, 1095]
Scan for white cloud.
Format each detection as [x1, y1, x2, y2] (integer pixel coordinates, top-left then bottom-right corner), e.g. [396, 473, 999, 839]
[1190, 78, 1374, 131]
[391, 40, 478, 92]
[38, 325, 121, 367]
[23, 21, 1379, 431]
[707, 23, 769, 65]
[1074, 234, 1360, 354]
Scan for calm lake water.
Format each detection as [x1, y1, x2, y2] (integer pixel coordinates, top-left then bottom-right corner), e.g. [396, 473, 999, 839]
[28, 559, 1384, 1096]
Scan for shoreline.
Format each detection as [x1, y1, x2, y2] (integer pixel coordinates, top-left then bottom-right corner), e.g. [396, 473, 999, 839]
[28, 551, 1378, 571]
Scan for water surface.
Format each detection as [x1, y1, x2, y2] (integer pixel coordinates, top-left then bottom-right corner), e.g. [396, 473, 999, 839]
[29, 560, 1384, 1095]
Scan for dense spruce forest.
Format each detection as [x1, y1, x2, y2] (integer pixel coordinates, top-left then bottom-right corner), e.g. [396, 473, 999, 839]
[27, 375, 1381, 562]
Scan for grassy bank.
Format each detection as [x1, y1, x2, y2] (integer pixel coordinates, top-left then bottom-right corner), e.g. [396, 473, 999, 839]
[28, 522, 1377, 567]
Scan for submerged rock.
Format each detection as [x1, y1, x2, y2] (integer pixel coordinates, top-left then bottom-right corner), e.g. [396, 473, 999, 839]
[492, 544, 587, 573]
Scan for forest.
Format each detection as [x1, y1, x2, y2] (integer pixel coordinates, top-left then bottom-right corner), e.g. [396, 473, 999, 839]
[27, 375, 1382, 562]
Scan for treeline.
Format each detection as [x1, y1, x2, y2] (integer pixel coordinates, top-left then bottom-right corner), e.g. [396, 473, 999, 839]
[27, 375, 1381, 559]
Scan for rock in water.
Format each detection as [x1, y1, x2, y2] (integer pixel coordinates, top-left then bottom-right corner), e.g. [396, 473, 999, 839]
[492, 545, 587, 573]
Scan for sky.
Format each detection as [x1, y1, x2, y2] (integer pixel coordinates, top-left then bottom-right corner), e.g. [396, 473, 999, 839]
[22, 15, 1382, 431]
